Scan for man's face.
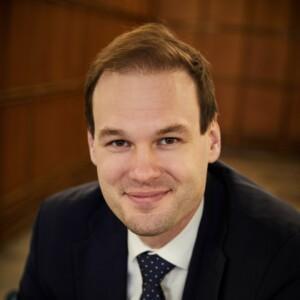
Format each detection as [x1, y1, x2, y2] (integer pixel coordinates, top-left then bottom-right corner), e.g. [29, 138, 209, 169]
[88, 70, 220, 247]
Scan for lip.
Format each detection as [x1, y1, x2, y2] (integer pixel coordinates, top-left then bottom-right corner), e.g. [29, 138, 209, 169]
[125, 190, 170, 204]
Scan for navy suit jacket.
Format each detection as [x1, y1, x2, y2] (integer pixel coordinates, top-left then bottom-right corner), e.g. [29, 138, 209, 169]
[19, 161, 300, 299]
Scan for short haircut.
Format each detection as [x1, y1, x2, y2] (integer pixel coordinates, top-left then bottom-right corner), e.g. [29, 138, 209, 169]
[84, 23, 218, 136]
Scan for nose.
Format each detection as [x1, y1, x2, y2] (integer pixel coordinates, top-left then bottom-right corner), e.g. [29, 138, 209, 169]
[128, 146, 161, 183]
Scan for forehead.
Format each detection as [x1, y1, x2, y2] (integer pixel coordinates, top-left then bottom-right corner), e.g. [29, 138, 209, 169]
[92, 70, 200, 132]
[94, 69, 197, 104]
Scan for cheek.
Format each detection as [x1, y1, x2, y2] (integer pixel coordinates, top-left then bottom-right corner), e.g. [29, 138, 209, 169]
[95, 152, 129, 184]
[160, 145, 209, 180]
[161, 157, 197, 185]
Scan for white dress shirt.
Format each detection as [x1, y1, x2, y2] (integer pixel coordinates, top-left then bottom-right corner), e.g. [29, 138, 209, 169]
[127, 199, 204, 300]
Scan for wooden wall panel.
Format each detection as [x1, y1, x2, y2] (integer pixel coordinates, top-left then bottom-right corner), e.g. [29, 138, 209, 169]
[156, 0, 200, 23]
[240, 87, 283, 140]
[39, 5, 88, 80]
[208, 0, 246, 26]
[288, 91, 300, 143]
[6, 1, 88, 87]
[0, 105, 33, 194]
[243, 35, 289, 82]
[84, 14, 138, 66]
[0, 1, 11, 89]
[5, 0, 37, 87]
[5, 0, 144, 89]
[290, 40, 300, 84]
[247, 0, 290, 30]
[204, 32, 243, 78]
[30, 93, 89, 179]
[215, 81, 238, 140]
[98, 0, 151, 16]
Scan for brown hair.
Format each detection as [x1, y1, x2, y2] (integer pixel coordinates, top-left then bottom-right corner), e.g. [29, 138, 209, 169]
[84, 23, 217, 136]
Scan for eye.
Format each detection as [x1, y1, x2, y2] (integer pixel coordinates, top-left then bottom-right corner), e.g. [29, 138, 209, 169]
[159, 137, 180, 145]
[106, 139, 131, 148]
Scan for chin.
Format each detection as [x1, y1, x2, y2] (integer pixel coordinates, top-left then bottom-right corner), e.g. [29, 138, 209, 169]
[129, 224, 167, 237]
[126, 214, 172, 237]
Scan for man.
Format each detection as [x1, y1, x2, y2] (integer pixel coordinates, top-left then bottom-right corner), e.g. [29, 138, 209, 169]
[19, 23, 300, 300]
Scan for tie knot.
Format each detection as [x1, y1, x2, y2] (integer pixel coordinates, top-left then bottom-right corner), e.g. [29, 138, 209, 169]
[137, 251, 175, 284]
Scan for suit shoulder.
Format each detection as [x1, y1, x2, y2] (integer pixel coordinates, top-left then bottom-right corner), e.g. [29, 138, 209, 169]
[42, 181, 100, 213]
[37, 181, 102, 241]
[211, 161, 300, 227]
[209, 161, 300, 246]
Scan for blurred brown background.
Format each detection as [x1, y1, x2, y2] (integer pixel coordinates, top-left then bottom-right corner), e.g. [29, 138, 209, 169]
[0, 0, 300, 296]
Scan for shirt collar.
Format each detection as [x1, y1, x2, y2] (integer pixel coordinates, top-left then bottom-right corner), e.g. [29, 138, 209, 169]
[128, 198, 204, 270]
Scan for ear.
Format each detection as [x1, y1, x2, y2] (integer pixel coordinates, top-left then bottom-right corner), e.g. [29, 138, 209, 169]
[87, 130, 97, 166]
[207, 120, 221, 163]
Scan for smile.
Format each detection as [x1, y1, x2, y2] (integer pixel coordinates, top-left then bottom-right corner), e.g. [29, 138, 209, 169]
[124, 190, 171, 204]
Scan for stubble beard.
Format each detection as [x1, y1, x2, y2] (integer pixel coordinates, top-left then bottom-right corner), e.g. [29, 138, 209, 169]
[125, 209, 176, 237]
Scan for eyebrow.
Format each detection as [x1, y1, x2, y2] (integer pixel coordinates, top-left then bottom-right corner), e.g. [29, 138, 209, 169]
[97, 124, 190, 140]
[156, 124, 190, 136]
[98, 127, 126, 140]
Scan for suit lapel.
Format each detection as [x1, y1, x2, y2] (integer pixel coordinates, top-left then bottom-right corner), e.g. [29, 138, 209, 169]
[182, 241, 226, 300]
[182, 170, 228, 300]
[72, 204, 128, 300]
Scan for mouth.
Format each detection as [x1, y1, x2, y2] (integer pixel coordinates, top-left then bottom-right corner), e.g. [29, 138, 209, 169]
[124, 190, 171, 205]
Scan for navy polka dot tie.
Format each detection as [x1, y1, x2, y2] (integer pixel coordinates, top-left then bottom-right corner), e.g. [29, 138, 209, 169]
[137, 251, 175, 300]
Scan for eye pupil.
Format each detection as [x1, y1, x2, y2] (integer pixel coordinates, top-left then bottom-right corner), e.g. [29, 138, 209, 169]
[114, 140, 126, 146]
[162, 137, 178, 145]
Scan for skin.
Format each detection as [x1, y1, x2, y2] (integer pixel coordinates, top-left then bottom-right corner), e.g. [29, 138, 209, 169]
[88, 70, 221, 248]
